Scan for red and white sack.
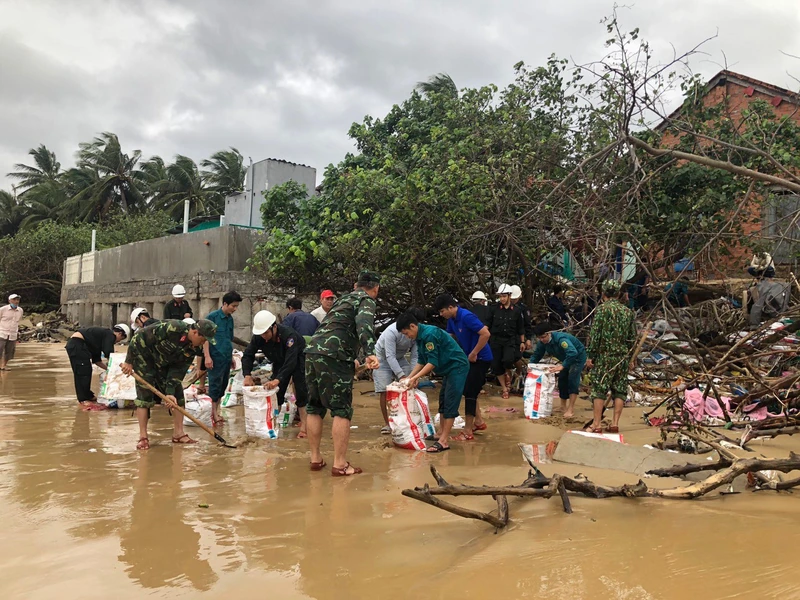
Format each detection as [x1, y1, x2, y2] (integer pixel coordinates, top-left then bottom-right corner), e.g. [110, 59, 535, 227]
[183, 386, 213, 428]
[243, 385, 278, 439]
[387, 384, 436, 451]
[524, 363, 555, 419]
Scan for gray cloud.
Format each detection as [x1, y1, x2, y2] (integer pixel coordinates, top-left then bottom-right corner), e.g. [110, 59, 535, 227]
[1, 0, 800, 190]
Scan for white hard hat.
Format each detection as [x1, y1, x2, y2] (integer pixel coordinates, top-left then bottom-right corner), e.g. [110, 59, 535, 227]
[471, 291, 487, 301]
[130, 307, 148, 324]
[182, 317, 196, 325]
[252, 310, 277, 335]
[172, 284, 186, 298]
[113, 323, 131, 339]
[496, 284, 513, 295]
[510, 285, 522, 300]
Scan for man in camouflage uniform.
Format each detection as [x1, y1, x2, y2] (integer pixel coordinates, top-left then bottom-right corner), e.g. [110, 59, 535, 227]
[586, 279, 637, 433]
[121, 319, 217, 450]
[305, 271, 380, 476]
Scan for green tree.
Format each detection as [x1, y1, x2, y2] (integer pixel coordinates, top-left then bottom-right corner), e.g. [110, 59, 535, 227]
[153, 155, 217, 219]
[7, 145, 62, 195]
[201, 148, 246, 198]
[0, 190, 24, 236]
[70, 132, 144, 220]
[415, 73, 458, 98]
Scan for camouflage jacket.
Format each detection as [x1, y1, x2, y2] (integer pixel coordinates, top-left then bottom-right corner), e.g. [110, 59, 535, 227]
[125, 320, 197, 397]
[305, 290, 377, 362]
[587, 299, 637, 360]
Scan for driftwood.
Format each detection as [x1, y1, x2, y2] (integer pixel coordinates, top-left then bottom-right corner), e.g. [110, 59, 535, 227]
[402, 453, 800, 529]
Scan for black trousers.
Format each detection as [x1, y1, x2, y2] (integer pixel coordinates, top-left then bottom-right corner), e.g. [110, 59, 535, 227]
[277, 357, 309, 408]
[65, 338, 95, 402]
[463, 360, 490, 416]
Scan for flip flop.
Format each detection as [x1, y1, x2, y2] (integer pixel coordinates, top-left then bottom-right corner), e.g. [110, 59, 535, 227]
[426, 441, 450, 453]
[136, 437, 150, 450]
[451, 433, 475, 442]
[425, 434, 439, 442]
[473, 422, 487, 431]
[172, 434, 197, 444]
[297, 431, 308, 439]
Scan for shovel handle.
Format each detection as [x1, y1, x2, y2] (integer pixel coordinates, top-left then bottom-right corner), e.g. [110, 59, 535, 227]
[130, 371, 231, 446]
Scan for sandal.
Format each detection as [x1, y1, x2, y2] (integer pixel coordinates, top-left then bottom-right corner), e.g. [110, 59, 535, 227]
[501, 390, 510, 399]
[310, 459, 326, 471]
[297, 431, 308, 439]
[606, 426, 620, 434]
[472, 422, 487, 432]
[212, 415, 226, 426]
[172, 434, 197, 444]
[426, 441, 450, 453]
[425, 434, 439, 442]
[452, 432, 475, 442]
[585, 427, 604, 434]
[380, 425, 392, 435]
[136, 437, 150, 450]
[331, 462, 363, 477]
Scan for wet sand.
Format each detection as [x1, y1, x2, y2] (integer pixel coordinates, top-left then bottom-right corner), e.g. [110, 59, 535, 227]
[1, 345, 799, 599]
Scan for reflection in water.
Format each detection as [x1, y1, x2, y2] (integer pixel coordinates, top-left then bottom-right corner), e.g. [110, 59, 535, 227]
[2, 346, 800, 600]
[120, 451, 217, 591]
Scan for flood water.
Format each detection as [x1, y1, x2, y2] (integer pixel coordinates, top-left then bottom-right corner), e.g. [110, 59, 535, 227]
[1, 345, 799, 599]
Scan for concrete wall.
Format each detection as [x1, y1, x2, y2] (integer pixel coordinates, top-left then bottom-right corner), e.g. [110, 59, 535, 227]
[225, 159, 316, 228]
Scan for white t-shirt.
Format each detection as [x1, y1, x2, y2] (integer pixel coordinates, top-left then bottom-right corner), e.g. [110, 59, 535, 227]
[0, 305, 23, 340]
[310, 306, 328, 324]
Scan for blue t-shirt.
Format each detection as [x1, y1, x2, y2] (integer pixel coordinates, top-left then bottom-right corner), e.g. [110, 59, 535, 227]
[206, 308, 234, 359]
[446, 307, 493, 362]
[283, 310, 319, 337]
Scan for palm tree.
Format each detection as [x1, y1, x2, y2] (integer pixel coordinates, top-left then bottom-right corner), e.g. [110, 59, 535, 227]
[201, 148, 246, 198]
[17, 180, 69, 231]
[154, 155, 217, 219]
[71, 132, 144, 220]
[0, 189, 25, 236]
[8, 145, 62, 195]
[415, 73, 458, 97]
[133, 156, 168, 202]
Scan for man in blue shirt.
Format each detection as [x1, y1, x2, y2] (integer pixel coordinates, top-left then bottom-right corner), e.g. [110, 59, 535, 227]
[397, 311, 469, 453]
[204, 290, 241, 425]
[530, 322, 587, 418]
[434, 294, 492, 440]
[283, 297, 319, 338]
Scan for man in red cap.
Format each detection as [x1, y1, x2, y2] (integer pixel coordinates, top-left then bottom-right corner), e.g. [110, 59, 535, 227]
[310, 290, 336, 324]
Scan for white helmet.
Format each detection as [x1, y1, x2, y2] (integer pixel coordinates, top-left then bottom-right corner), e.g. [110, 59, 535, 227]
[182, 317, 196, 325]
[113, 323, 131, 339]
[252, 310, 277, 335]
[510, 285, 522, 300]
[172, 284, 186, 298]
[496, 284, 513, 295]
[471, 291, 487, 301]
[130, 307, 149, 325]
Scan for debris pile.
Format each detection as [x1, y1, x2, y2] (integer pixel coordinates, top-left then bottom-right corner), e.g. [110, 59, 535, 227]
[17, 312, 78, 343]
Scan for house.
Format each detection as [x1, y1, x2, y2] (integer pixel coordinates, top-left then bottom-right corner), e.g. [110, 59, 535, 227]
[656, 70, 800, 276]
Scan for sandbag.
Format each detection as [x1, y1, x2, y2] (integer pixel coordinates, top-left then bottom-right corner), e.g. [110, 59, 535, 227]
[524, 363, 555, 419]
[183, 386, 213, 428]
[388, 384, 436, 451]
[98, 352, 136, 409]
[243, 385, 278, 439]
[221, 370, 245, 407]
[434, 414, 466, 430]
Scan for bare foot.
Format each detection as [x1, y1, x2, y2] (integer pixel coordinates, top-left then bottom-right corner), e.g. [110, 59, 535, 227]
[563, 411, 574, 418]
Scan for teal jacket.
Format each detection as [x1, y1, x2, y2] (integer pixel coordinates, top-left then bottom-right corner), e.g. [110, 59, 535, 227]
[530, 331, 586, 368]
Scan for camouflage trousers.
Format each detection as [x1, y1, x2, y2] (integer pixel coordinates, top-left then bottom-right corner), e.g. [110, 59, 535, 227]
[305, 353, 355, 420]
[589, 354, 629, 400]
[132, 356, 189, 409]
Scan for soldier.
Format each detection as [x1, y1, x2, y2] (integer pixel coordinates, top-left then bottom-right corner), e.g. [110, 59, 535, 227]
[120, 319, 217, 450]
[66, 323, 130, 408]
[510, 285, 534, 350]
[130, 307, 158, 330]
[530, 322, 587, 418]
[305, 271, 381, 476]
[163, 284, 193, 320]
[469, 291, 491, 326]
[585, 280, 638, 433]
[488, 284, 525, 399]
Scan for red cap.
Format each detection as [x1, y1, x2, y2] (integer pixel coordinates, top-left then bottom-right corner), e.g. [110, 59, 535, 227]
[320, 290, 335, 299]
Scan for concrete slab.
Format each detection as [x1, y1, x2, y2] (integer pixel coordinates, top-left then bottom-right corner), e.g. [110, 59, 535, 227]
[553, 431, 706, 477]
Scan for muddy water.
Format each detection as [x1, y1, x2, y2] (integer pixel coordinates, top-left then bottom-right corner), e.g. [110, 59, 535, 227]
[1, 345, 799, 599]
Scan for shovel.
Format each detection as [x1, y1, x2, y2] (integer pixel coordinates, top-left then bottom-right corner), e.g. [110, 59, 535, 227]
[131, 371, 238, 448]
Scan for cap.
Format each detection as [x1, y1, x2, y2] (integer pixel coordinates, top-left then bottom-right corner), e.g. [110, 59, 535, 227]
[602, 279, 621, 295]
[496, 284, 513, 295]
[320, 289, 335, 299]
[195, 319, 217, 344]
[172, 284, 186, 298]
[252, 310, 277, 335]
[8, 294, 20, 301]
[357, 270, 381, 284]
[130, 307, 149, 323]
[510, 285, 522, 300]
[182, 317, 196, 325]
[471, 291, 487, 301]
[113, 323, 131, 339]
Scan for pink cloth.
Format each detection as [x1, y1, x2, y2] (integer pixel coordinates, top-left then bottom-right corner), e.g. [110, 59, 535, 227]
[0, 305, 23, 341]
[683, 388, 731, 422]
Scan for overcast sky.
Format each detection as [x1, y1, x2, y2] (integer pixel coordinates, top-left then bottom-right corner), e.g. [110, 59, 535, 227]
[2, 0, 800, 190]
